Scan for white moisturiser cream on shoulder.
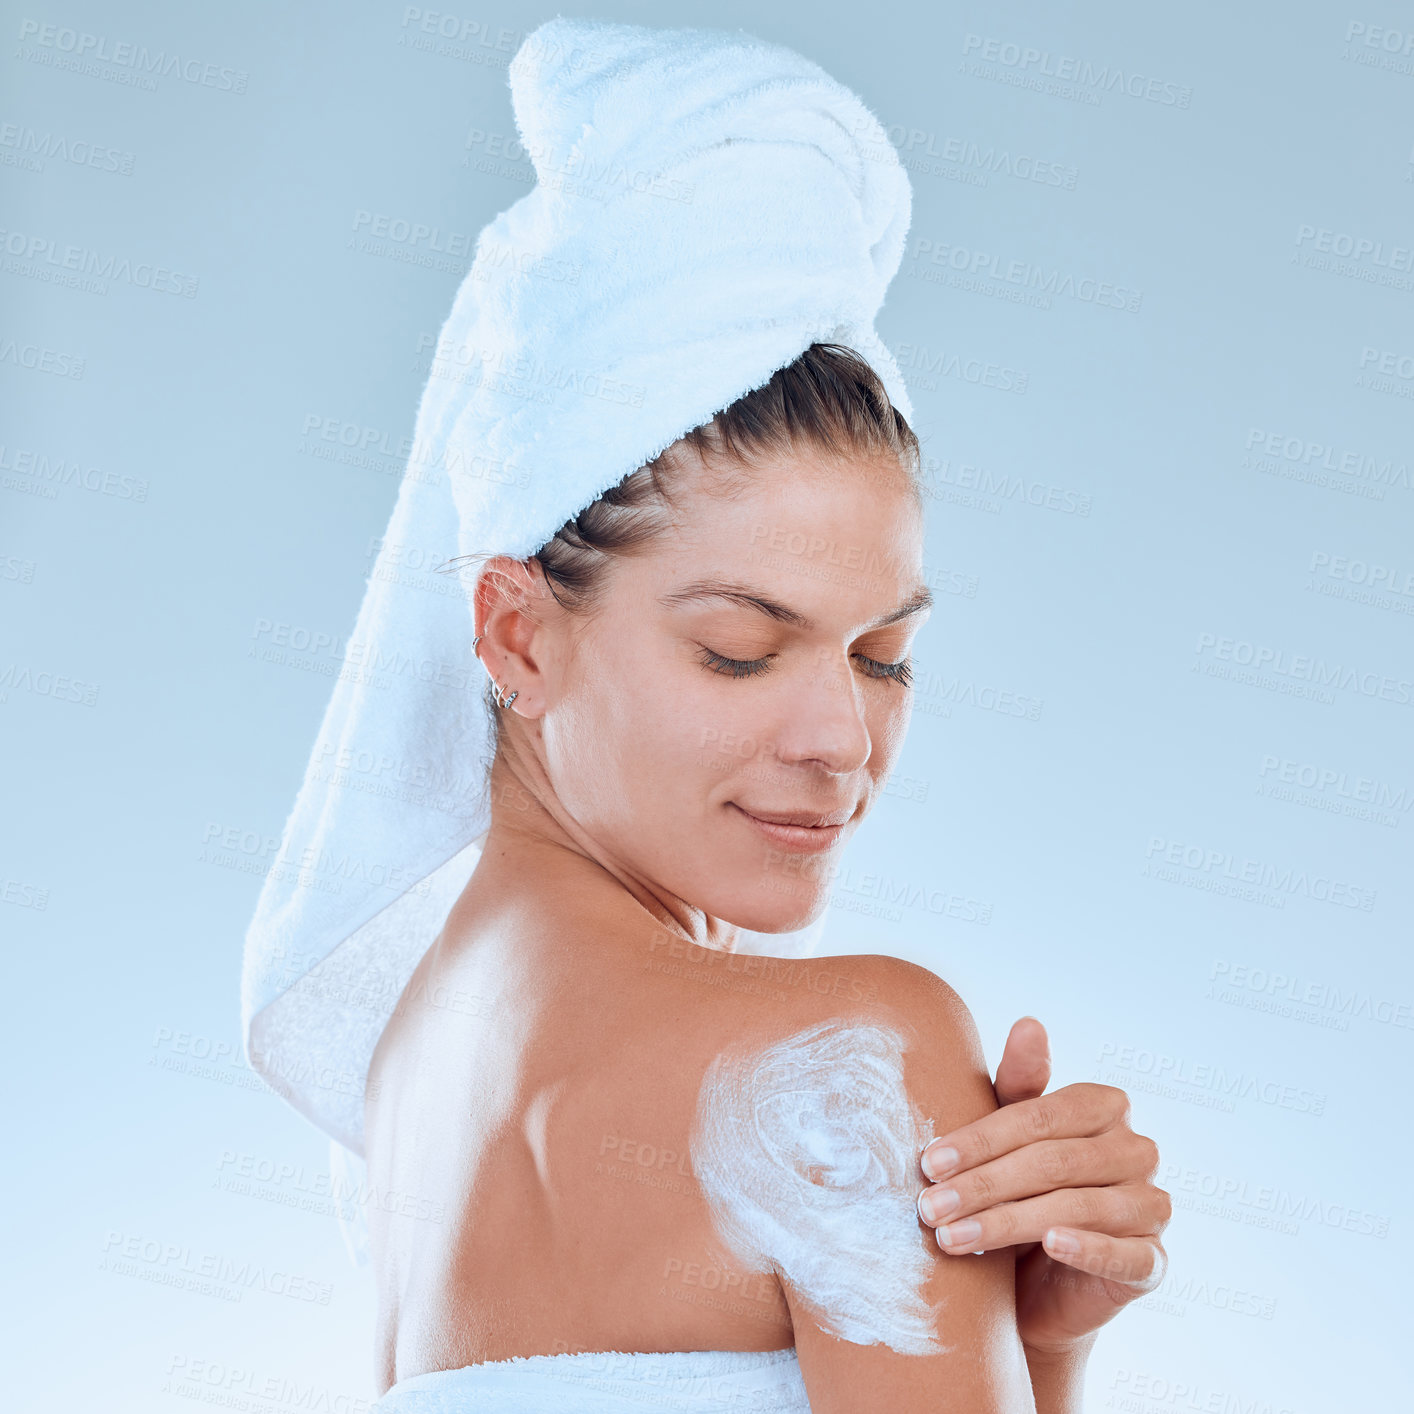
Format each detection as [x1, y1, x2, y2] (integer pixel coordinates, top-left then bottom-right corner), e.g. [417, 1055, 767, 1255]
[690, 1016, 946, 1355]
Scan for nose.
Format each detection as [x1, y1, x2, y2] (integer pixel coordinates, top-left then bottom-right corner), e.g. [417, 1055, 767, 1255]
[771, 653, 874, 776]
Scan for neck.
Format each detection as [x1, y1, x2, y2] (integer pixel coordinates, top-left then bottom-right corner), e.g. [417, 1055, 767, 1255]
[479, 732, 742, 953]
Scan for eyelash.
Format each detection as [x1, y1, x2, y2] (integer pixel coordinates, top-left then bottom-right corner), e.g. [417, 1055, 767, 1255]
[697, 646, 914, 688]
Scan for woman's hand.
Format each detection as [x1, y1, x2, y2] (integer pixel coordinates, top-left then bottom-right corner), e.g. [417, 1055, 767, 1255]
[915, 1016, 1171, 1357]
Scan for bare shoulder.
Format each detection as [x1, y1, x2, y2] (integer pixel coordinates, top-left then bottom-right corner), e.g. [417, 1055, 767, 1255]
[824, 951, 981, 1035]
[791, 952, 998, 1120]
[689, 952, 1029, 1414]
[691, 950, 999, 1198]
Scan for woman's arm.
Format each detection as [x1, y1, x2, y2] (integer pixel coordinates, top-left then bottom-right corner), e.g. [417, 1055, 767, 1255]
[915, 1017, 1171, 1356]
[1026, 1335, 1095, 1414]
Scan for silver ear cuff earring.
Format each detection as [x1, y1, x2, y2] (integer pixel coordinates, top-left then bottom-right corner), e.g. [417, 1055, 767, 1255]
[472, 634, 518, 709]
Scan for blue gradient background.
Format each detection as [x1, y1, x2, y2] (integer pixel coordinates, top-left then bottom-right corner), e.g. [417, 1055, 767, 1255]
[4, 2, 1410, 1409]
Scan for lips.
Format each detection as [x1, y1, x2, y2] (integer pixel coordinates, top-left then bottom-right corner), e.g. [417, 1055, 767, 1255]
[735, 805, 854, 828]
[729, 802, 854, 854]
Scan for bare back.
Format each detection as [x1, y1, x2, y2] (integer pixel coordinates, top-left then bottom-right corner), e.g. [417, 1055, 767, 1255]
[366, 893, 828, 1386]
[364, 859, 1029, 1409]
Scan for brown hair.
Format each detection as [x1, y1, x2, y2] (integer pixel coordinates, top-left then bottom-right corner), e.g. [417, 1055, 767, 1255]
[455, 341, 920, 728]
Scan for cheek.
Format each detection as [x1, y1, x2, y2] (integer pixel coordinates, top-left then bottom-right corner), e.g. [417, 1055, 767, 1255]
[544, 638, 711, 833]
[871, 698, 912, 768]
[672, 671, 786, 797]
[618, 658, 749, 818]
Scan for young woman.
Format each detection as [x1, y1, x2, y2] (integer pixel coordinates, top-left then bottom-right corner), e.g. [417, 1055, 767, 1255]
[363, 345, 1170, 1412]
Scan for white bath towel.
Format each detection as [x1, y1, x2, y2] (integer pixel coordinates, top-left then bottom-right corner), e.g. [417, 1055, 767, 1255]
[373, 1347, 812, 1412]
[240, 16, 914, 1151]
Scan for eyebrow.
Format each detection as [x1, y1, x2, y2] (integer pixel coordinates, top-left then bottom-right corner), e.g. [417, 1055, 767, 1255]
[657, 577, 934, 632]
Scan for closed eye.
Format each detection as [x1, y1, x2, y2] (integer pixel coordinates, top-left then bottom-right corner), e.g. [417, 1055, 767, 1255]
[857, 654, 913, 688]
[697, 646, 913, 687]
[698, 646, 773, 679]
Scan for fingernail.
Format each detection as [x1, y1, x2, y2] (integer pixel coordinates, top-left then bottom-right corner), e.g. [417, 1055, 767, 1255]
[917, 1187, 959, 1224]
[1045, 1228, 1080, 1255]
[936, 1219, 981, 1248]
[921, 1144, 959, 1181]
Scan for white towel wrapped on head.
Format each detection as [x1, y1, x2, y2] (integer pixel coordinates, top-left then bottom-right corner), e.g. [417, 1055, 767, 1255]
[240, 16, 914, 1153]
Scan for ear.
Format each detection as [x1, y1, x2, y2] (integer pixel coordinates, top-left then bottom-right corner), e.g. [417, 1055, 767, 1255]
[472, 556, 556, 719]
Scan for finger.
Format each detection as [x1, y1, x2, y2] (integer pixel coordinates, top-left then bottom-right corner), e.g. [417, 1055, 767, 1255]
[929, 1182, 1168, 1257]
[1039, 1229, 1168, 1294]
[918, 1130, 1155, 1223]
[921, 1082, 1131, 1182]
[992, 1015, 1051, 1106]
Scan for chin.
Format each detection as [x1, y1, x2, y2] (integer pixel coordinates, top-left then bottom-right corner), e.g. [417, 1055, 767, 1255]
[715, 884, 829, 937]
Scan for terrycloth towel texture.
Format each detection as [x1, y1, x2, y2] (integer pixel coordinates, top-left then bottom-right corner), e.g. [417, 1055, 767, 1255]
[240, 16, 914, 1152]
[372, 1347, 812, 1412]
